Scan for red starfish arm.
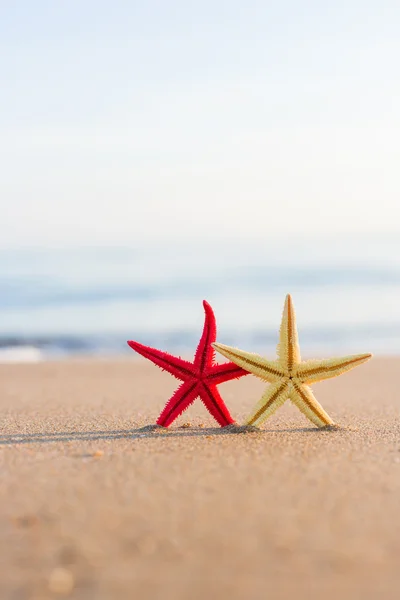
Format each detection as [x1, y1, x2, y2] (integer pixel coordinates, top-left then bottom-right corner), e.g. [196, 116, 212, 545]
[193, 300, 217, 372]
[127, 340, 195, 381]
[206, 361, 248, 385]
[198, 383, 236, 427]
[157, 381, 199, 427]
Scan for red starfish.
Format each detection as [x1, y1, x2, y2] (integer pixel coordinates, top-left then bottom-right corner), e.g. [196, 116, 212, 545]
[127, 300, 247, 427]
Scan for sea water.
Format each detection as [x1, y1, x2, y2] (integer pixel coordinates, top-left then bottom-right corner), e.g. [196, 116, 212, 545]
[1, 235, 400, 360]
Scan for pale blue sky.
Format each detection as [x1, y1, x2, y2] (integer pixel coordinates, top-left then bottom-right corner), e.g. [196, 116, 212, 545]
[1, 1, 399, 246]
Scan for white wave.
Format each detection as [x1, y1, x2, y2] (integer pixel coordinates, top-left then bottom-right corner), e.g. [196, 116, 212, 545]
[0, 346, 43, 363]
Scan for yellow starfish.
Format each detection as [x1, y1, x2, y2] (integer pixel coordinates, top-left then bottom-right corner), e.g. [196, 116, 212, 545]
[213, 294, 372, 428]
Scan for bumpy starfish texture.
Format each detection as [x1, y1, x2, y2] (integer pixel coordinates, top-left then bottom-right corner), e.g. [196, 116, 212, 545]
[213, 294, 372, 428]
[127, 301, 247, 427]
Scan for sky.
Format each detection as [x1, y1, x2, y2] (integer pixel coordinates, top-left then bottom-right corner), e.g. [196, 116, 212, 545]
[1, 0, 399, 247]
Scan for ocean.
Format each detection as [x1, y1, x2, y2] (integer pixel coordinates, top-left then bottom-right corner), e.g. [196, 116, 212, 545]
[1, 235, 400, 360]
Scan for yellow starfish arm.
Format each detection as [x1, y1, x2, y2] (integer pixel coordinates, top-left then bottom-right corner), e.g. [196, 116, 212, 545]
[290, 381, 335, 427]
[245, 381, 290, 427]
[212, 343, 285, 383]
[295, 353, 372, 385]
[277, 294, 301, 370]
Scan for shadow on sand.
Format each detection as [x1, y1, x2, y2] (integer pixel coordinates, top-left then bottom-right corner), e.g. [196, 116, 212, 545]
[0, 423, 339, 446]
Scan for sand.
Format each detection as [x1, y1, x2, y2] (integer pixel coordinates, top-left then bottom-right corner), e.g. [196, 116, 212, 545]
[1, 357, 400, 599]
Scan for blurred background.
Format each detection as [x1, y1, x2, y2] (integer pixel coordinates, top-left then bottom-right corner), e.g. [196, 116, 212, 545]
[1, 0, 400, 360]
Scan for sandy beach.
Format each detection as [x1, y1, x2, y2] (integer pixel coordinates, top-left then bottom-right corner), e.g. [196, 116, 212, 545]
[1, 357, 400, 599]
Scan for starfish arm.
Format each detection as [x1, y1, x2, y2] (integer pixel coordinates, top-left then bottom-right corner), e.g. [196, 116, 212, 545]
[212, 343, 285, 383]
[295, 353, 372, 385]
[277, 294, 301, 370]
[199, 384, 236, 426]
[193, 300, 217, 371]
[206, 361, 248, 385]
[156, 381, 199, 427]
[127, 340, 195, 381]
[244, 381, 289, 427]
[290, 382, 335, 427]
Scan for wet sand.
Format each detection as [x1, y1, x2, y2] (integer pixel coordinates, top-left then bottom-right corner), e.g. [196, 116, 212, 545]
[1, 357, 400, 599]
